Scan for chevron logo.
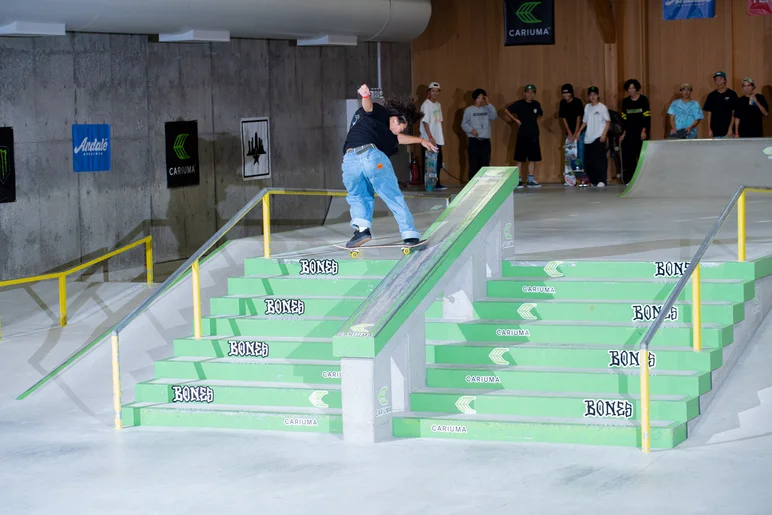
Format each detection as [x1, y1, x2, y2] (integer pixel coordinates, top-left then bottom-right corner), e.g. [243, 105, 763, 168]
[455, 395, 476, 414]
[504, 222, 513, 240]
[351, 323, 374, 333]
[544, 261, 564, 277]
[516, 1, 542, 24]
[378, 386, 389, 405]
[173, 134, 191, 160]
[309, 390, 329, 408]
[489, 348, 510, 365]
[517, 303, 537, 320]
[764, 146, 772, 157]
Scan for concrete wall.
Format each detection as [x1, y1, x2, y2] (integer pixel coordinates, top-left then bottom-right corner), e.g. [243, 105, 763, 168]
[0, 34, 412, 280]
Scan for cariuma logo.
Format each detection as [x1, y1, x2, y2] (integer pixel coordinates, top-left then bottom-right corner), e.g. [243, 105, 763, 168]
[515, 1, 541, 23]
[74, 138, 108, 154]
[0, 147, 8, 184]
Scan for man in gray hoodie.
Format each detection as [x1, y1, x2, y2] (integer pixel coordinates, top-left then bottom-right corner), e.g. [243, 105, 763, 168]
[461, 88, 498, 180]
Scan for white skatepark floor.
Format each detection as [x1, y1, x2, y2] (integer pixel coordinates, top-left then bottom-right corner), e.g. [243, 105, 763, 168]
[2, 184, 772, 514]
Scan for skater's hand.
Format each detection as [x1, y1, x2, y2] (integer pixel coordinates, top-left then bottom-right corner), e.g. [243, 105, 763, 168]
[619, 133, 625, 142]
[358, 84, 371, 98]
[640, 130, 647, 141]
[421, 138, 439, 152]
[429, 136, 436, 145]
[600, 135, 607, 143]
[471, 129, 479, 137]
[482, 95, 489, 106]
[708, 129, 713, 138]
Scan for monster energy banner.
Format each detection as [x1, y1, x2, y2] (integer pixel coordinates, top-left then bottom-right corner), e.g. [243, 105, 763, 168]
[0, 127, 16, 204]
[165, 120, 200, 188]
[504, 0, 554, 46]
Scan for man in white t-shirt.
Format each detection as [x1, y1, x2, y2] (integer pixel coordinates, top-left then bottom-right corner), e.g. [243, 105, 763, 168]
[577, 86, 611, 188]
[420, 82, 447, 190]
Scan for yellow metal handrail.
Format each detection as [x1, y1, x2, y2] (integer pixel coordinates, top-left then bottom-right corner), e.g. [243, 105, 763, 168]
[110, 188, 451, 429]
[638, 185, 772, 452]
[0, 236, 153, 329]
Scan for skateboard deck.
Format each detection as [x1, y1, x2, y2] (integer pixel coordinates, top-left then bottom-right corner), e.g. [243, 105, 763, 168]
[424, 150, 438, 191]
[563, 137, 578, 186]
[333, 239, 428, 258]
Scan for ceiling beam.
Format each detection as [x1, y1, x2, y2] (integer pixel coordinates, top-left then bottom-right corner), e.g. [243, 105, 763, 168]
[589, 0, 616, 44]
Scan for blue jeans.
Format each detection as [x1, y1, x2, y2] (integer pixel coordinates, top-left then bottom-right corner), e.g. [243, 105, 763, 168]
[341, 147, 420, 240]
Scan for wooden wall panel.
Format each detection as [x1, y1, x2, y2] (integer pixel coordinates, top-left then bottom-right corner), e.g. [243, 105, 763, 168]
[412, 0, 772, 184]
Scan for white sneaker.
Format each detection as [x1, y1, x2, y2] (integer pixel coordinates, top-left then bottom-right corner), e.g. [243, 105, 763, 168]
[597, 182, 606, 188]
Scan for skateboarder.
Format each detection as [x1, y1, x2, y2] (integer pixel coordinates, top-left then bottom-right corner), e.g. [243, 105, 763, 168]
[577, 86, 611, 188]
[619, 79, 651, 183]
[461, 88, 498, 180]
[559, 83, 584, 186]
[702, 71, 738, 139]
[342, 84, 438, 249]
[734, 77, 769, 138]
[420, 82, 448, 190]
[505, 84, 543, 189]
[667, 83, 703, 138]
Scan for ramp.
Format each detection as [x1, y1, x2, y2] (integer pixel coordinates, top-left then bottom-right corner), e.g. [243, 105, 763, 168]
[622, 138, 772, 199]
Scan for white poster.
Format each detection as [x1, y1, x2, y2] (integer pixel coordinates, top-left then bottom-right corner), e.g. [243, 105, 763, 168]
[240, 117, 271, 180]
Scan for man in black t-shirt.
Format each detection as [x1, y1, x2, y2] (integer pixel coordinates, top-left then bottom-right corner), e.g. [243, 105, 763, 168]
[559, 83, 584, 184]
[505, 84, 543, 189]
[733, 77, 769, 138]
[703, 71, 738, 138]
[619, 79, 651, 184]
[342, 84, 438, 248]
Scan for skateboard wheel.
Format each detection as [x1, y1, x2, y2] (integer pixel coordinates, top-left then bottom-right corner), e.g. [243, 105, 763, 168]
[350, 251, 359, 258]
[402, 247, 411, 255]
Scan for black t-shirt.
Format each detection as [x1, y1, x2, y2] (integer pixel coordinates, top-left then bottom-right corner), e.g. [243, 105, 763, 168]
[558, 97, 584, 134]
[343, 103, 399, 157]
[621, 95, 651, 134]
[703, 89, 738, 136]
[735, 94, 768, 138]
[507, 99, 543, 138]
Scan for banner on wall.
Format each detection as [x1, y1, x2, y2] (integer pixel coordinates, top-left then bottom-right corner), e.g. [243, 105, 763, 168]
[0, 127, 16, 204]
[240, 117, 271, 180]
[663, 0, 715, 20]
[72, 124, 111, 172]
[504, 0, 555, 46]
[749, 0, 772, 16]
[165, 120, 201, 188]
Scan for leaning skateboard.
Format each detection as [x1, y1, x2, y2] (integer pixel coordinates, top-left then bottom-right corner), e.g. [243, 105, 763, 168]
[333, 239, 428, 259]
[563, 137, 578, 186]
[424, 150, 438, 191]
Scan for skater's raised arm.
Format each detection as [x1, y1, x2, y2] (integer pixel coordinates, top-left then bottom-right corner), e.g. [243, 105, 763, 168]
[398, 133, 438, 152]
[358, 84, 374, 113]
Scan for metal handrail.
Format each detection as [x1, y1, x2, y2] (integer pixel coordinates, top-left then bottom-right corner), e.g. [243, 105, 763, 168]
[638, 185, 772, 452]
[108, 187, 452, 429]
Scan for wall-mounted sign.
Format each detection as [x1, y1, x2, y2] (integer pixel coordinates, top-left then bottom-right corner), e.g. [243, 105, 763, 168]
[72, 124, 111, 172]
[241, 117, 271, 180]
[749, 0, 772, 16]
[663, 0, 715, 20]
[165, 120, 200, 188]
[0, 127, 16, 204]
[504, 0, 555, 46]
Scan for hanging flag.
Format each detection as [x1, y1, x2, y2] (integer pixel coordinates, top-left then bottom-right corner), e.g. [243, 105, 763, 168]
[504, 0, 555, 46]
[663, 0, 715, 20]
[748, 0, 772, 15]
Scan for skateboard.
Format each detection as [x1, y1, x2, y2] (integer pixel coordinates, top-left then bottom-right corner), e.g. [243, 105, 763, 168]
[424, 150, 438, 191]
[570, 158, 590, 187]
[563, 137, 578, 186]
[333, 239, 428, 259]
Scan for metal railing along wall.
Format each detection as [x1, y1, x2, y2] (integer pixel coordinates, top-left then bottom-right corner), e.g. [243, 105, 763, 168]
[638, 185, 772, 452]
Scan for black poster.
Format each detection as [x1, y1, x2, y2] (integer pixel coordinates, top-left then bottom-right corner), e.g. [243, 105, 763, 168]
[504, 0, 555, 46]
[0, 127, 16, 204]
[165, 120, 200, 188]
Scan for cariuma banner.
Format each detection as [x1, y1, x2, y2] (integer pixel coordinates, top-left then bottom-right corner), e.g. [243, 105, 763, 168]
[663, 0, 715, 20]
[504, 0, 554, 46]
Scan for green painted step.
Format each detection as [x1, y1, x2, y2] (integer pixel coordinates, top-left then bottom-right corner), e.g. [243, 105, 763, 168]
[243, 258, 397, 277]
[203, 316, 346, 338]
[135, 380, 342, 409]
[426, 364, 711, 397]
[228, 276, 381, 297]
[487, 278, 754, 303]
[154, 358, 342, 384]
[210, 295, 365, 317]
[452, 298, 745, 325]
[426, 342, 722, 372]
[122, 404, 342, 433]
[174, 337, 336, 361]
[425, 320, 733, 348]
[502, 260, 752, 281]
[409, 389, 699, 423]
[392, 413, 686, 449]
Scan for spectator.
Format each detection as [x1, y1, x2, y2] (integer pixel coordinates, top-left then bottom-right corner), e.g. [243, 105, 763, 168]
[668, 83, 703, 138]
[703, 71, 738, 139]
[504, 84, 543, 189]
[577, 86, 611, 188]
[419, 82, 448, 190]
[559, 83, 584, 184]
[461, 88, 498, 180]
[734, 77, 769, 138]
[619, 79, 651, 183]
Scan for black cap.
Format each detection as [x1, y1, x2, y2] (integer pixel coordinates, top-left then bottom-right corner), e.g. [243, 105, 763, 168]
[561, 83, 574, 94]
[588, 86, 600, 95]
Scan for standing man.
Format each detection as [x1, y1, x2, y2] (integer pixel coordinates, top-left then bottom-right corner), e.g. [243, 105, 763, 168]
[420, 81, 448, 190]
[577, 86, 610, 188]
[619, 79, 651, 183]
[461, 88, 498, 180]
[505, 84, 543, 189]
[559, 83, 584, 154]
[342, 84, 438, 248]
[703, 71, 738, 139]
[734, 77, 769, 138]
[667, 83, 703, 138]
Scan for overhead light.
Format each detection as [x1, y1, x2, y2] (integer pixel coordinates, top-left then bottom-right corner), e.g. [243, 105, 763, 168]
[297, 35, 358, 46]
[0, 21, 66, 37]
[158, 30, 230, 43]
